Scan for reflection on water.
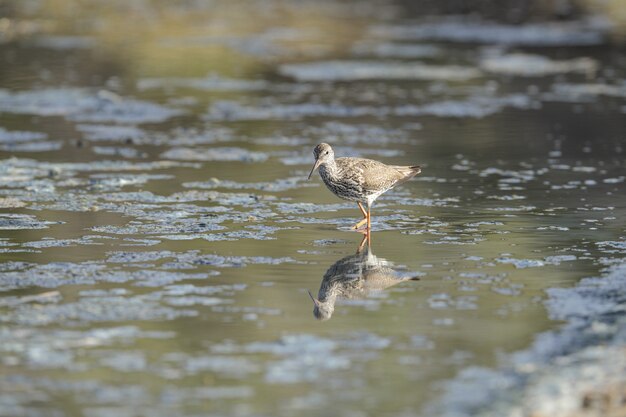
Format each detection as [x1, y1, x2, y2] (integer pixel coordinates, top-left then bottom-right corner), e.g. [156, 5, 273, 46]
[308, 234, 420, 320]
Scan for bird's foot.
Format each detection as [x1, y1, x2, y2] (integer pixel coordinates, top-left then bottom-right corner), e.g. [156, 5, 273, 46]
[351, 218, 368, 230]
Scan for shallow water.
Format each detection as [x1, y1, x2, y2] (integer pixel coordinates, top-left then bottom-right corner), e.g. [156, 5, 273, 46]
[0, 2, 625, 416]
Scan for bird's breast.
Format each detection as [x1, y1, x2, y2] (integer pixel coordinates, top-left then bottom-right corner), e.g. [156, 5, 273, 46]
[319, 164, 365, 202]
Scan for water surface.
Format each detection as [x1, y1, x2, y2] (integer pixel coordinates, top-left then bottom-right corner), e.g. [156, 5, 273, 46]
[0, 2, 625, 416]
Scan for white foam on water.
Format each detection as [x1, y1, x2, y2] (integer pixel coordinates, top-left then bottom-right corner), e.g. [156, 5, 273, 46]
[0, 88, 184, 124]
[370, 17, 610, 46]
[0, 127, 47, 142]
[546, 83, 626, 102]
[137, 73, 268, 91]
[280, 60, 481, 82]
[207, 94, 533, 121]
[351, 42, 442, 58]
[480, 53, 598, 76]
[426, 258, 626, 417]
[160, 147, 268, 163]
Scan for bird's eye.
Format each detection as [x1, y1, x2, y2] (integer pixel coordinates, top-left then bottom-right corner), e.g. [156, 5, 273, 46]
[325, 151, 329, 155]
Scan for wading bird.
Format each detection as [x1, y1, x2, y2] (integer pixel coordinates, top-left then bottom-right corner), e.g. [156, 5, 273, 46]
[308, 143, 421, 230]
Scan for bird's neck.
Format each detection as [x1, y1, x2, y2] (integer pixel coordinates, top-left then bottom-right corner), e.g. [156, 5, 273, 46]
[320, 159, 338, 179]
[319, 292, 337, 306]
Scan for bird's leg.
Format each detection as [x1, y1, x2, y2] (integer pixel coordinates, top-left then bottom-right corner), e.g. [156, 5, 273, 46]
[356, 231, 370, 253]
[352, 218, 368, 230]
[351, 202, 368, 230]
[357, 201, 367, 217]
[366, 206, 371, 230]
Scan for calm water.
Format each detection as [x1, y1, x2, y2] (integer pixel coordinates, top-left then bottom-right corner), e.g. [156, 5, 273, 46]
[1, 2, 625, 416]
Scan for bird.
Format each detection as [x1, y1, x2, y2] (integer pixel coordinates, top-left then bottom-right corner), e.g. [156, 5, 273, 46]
[307, 234, 420, 320]
[308, 143, 421, 230]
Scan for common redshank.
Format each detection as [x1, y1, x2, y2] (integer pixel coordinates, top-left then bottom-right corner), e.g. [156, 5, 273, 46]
[307, 143, 421, 230]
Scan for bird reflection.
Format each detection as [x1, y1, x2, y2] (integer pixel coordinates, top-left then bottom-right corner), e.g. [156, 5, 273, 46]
[308, 234, 420, 320]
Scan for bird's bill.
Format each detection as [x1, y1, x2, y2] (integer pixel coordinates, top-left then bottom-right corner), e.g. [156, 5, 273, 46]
[307, 159, 321, 180]
[307, 289, 321, 306]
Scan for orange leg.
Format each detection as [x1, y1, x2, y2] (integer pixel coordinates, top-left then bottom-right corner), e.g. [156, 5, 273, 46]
[357, 202, 367, 217]
[357, 230, 371, 253]
[367, 206, 371, 230]
[352, 202, 368, 230]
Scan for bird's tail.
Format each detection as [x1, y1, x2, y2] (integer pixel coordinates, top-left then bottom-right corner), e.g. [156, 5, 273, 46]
[393, 165, 421, 185]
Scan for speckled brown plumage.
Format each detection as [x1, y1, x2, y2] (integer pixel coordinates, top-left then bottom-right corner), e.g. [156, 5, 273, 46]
[308, 143, 421, 230]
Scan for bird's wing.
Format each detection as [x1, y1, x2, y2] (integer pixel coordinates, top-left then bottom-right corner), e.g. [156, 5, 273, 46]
[336, 157, 404, 192]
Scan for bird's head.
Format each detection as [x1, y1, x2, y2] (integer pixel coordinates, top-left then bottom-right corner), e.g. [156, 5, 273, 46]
[307, 290, 334, 320]
[308, 143, 334, 180]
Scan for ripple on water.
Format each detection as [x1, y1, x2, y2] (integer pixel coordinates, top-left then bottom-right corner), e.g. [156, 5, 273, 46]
[91, 146, 146, 159]
[428, 258, 626, 417]
[0, 88, 184, 124]
[279, 60, 482, 82]
[183, 176, 314, 192]
[88, 173, 173, 190]
[160, 352, 259, 377]
[0, 214, 62, 230]
[160, 31, 294, 58]
[486, 194, 526, 201]
[137, 73, 268, 91]
[596, 240, 626, 254]
[2, 295, 198, 326]
[76, 124, 147, 142]
[22, 236, 107, 249]
[603, 176, 625, 184]
[370, 17, 609, 46]
[480, 53, 598, 76]
[158, 386, 255, 403]
[31, 35, 96, 50]
[0, 261, 213, 291]
[479, 167, 543, 182]
[206, 94, 533, 121]
[0, 127, 47, 142]
[546, 82, 626, 102]
[253, 136, 311, 146]
[279, 146, 405, 166]
[304, 121, 414, 145]
[240, 333, 393, 383]
[394, 94, 534, 118]
[0, 325, 174, 376]
[0, 141, 63, 152]
[160, 147, 268, 162]
[89, 217, 234, 237]
[206, 100, 381, 121]
[105, 250, 299, 269]
[156, 229, 285, 242]
[0, 157, 200, 176]
[351, 42, 442, 58]
[496, 255, 577, 269]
